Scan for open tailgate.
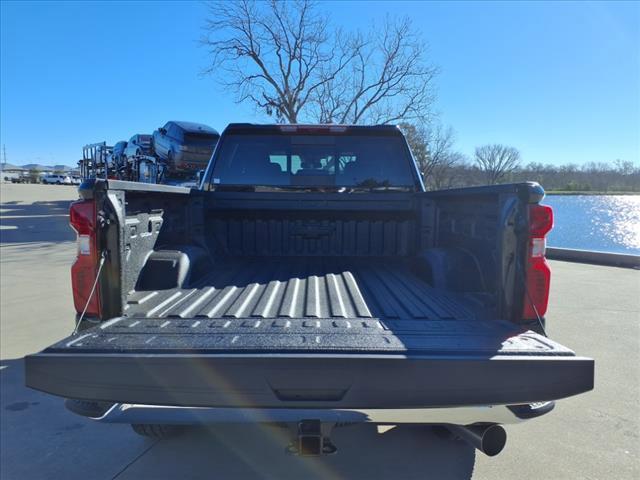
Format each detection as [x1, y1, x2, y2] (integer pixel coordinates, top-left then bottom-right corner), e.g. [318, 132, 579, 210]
[25, 318, 593, 408]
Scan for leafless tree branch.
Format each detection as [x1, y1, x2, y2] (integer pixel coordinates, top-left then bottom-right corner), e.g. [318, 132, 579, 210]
[400, 122, 465, 189]
[201, 1, 437, 124]
[474, 144, 522, 184]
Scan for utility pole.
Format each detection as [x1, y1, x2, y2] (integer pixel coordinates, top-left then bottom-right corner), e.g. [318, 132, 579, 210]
[2, 144, 6, 166]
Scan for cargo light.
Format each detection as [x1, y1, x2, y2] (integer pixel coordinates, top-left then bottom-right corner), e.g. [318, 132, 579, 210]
[69, 199, 102, 318]
[278, 125, 349, 133]
[523, 204, 553, 319]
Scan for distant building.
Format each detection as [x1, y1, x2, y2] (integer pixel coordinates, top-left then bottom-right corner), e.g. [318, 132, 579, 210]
[0, 162, 26, 182]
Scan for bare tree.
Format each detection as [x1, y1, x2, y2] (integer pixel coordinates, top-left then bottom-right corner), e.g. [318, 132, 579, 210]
[313, 17, 437, 124]
[400, 122, 463, 189]
[474, 144, 521, 184]
[430, 151, 466, 190]
[201, 0, 437, 124]
[613, 159, 636, 176]
[400, 123, 429, 175]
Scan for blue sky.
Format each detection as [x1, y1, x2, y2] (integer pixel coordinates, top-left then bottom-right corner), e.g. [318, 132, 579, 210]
[1, 0, 638, 167]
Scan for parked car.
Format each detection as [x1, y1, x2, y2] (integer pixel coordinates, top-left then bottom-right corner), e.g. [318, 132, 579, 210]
[152, 121, 219, 172]
[112, 141, 128, 159]
[9, 173, 28, 183]
[26, 124, 594, 458]
[71, 176, 82, 185]
[112, 140, 128, 165]
[124, 134, 152, 158]
[42, 174, 72, 185]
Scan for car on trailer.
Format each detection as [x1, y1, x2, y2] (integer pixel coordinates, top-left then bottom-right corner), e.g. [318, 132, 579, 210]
[152, 120, 219, 172]
[124, 134, 153, 158]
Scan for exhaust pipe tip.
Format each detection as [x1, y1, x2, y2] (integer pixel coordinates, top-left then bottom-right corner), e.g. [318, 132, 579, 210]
[477, 424, 507, 457]
[447, 424, 507, 457]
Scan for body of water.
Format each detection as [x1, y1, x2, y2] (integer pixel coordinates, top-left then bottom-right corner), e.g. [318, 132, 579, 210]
[544, 195, 640, 255]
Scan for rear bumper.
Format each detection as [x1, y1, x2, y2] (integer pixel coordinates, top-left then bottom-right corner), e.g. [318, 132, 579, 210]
[173, 150, 210, 170]
[25, 352, 593, 409]
[89, 401, 555, 425]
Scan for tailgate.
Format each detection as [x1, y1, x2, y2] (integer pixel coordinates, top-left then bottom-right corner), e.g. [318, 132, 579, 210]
[25, 318, 593, 408]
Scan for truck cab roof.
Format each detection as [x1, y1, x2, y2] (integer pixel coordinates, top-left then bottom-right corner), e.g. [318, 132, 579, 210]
[223, 123, 403, 136]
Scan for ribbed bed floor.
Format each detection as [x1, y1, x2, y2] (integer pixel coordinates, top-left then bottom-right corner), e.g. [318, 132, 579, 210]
[62, 258, 564, 354]
[125, 257, 474, 321]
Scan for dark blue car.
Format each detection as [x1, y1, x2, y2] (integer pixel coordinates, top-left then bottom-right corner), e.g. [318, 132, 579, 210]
[152, 121, 219, 172]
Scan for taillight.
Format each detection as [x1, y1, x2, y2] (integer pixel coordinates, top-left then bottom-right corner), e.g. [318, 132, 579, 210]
[69, 199, 102, 317]
[523, 204, 553, 319]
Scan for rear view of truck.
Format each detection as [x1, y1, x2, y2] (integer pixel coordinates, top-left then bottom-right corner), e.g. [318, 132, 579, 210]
[25, 124, 593, 457]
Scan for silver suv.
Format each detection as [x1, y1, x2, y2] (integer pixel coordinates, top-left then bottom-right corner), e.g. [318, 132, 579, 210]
[42, 174, 72, 185]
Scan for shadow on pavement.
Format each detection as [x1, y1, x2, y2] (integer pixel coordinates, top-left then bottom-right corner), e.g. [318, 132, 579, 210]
[0, 200, 75, 244]
[1, 357, 475, 480]
[0, 358, 151, 480]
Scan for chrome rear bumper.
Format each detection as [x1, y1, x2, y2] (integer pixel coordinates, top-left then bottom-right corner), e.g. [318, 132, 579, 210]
[92, 402, 555, 425]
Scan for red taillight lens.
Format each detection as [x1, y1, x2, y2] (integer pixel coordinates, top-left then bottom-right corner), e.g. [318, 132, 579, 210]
[522, 204, 553, 319]
[69, 199, 95, 237]
[69, 199, 102, 317]
[529, 204, 554, 237]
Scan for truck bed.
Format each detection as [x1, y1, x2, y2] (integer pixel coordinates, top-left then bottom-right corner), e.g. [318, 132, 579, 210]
[25, 181, 594, 409]
[56, 257, 567, 356]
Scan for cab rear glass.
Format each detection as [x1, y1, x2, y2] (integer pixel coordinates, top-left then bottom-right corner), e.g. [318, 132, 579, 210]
[209, 133, 418, 190]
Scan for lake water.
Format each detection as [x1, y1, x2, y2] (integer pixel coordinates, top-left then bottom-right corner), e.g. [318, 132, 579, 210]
[544, 195, 640, 255]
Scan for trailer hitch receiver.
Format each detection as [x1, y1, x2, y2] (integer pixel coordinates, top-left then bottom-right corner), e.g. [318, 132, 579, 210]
[287, 420, 337, 456]
[299, 419, 322, 455]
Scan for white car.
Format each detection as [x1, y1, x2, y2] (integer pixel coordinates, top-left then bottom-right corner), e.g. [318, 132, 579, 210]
[42, 174, 72, 185]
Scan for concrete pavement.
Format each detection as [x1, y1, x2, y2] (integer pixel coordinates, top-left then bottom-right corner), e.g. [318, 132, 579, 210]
[1, 184, 638, 479]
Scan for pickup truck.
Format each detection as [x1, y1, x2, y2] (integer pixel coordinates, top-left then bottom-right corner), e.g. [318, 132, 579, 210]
[25, 124, 594, 457]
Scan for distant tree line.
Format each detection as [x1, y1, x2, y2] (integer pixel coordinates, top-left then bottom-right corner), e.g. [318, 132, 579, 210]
[433, 159, 640, 192]
[400, 122, 640, 192]
[508, 159, 640, 192]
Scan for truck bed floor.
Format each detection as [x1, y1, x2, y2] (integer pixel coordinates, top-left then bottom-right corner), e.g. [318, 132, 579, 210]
[125, 257, 474, 321]
[48, 257, 570, 356]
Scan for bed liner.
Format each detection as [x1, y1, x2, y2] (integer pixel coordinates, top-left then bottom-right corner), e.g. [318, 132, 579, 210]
[46, 257, 569, 356]
[125, 256, 475, 321]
